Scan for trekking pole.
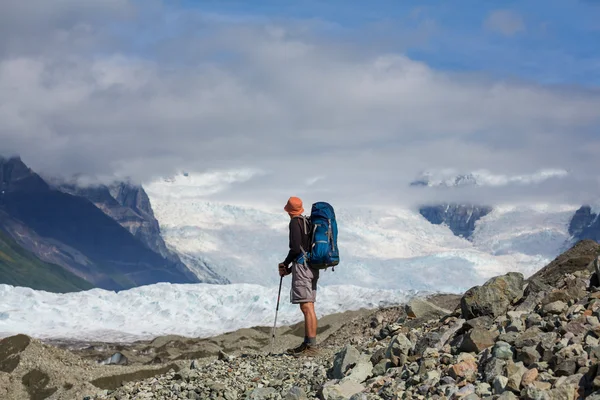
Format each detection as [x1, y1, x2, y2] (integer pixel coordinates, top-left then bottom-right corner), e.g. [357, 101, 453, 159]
[270, 276, 284, 355]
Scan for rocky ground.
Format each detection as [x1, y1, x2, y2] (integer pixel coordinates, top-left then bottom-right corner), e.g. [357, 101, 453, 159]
[2, 239, 600, 399]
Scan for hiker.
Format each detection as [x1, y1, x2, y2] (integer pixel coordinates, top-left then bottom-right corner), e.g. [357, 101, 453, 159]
[278, 196, 320, 357]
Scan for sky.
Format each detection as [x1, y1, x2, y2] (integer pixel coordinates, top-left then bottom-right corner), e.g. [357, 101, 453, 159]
[0, 0, 599, 208]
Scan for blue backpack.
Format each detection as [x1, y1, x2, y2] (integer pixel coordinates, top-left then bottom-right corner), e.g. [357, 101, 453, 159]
[299, 202, 340, 270]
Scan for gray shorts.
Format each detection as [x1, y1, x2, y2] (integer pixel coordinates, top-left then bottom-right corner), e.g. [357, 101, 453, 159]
[290, 261, 319, 304]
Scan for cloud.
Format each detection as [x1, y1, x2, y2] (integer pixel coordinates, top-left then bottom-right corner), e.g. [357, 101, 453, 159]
[0, 2, 599, 209]
[484, 10, 526, 36]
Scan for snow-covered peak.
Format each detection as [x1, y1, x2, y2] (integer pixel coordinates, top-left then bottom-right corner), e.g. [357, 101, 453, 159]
[411, 168, 569, 188]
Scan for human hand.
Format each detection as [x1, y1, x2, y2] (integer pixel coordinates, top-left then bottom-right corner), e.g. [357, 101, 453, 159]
[278, 263, 289, 277]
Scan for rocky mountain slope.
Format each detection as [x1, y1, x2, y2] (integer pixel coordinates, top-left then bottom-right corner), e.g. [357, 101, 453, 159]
[410, 174, 494, 240]
[419, 205, 493, 239]
[55, 181, 228, 285]
[569, 206, 600, 243]
[0, 228, 94, 293]
[0, 156, 200, 291]
[2, 239, 600, 399]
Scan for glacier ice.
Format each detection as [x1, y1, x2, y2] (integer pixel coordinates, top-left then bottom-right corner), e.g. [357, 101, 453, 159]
[145, 176, 577, 292]
[0, 283, 415, 342]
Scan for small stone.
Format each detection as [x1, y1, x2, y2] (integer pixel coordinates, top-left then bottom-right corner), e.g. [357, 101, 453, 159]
[493, 376, 509, 394]
[493, 341, 514, 360]
[476, 382, 492, 396]
[460, 328, 498, 354]
[448, 360, 478, 382]
[514, 328, 544, 348]
[497, 392, 518, 400]
[483, 358, 506, 384]
[543, 301, 568, 315]
[548, 384, 577, 400]
[532, 381, 552, 391]
[517, 347, 541, 367]
[521, 368, 539, 388]
[554, 359, 577, 377]
[424, 370, 441, 385]
[285, 386, 308, 400]
[322, 381, 365, 400]
[372, 359, 392, 376]
[385, 334, 412, 360]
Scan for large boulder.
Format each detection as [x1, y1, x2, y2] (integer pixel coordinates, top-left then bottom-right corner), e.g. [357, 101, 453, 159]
[333, 345, 360, 379]
[461, 273, 525, 320]
[405, 297, 453, 321]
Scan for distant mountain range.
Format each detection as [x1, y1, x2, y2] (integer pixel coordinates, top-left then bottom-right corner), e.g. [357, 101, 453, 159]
[410, 171, 599, 242]
[0, 156, 228, 292]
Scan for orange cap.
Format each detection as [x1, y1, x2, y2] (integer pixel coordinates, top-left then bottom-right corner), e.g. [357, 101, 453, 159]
[284, 196, 304, 216]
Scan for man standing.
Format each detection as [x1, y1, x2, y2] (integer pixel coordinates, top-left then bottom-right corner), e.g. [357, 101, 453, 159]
[279, 196, 320, 357]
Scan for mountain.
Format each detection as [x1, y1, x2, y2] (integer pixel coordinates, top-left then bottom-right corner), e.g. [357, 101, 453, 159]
[0, 156, 201, 291]
[409, 174, 493, 239]
[418, 204, 493, 239]
[569, 205, 600, 243]
[0, 228, 94, 292]
[54, 181, 229, 285]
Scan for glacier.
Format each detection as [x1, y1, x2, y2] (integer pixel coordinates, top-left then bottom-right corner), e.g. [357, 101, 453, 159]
[144, 175, 578, 292]
[0, 283, 415, 342]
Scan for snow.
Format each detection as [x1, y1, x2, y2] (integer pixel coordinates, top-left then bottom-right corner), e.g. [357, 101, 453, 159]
[0, 283, 415, 342]
[413, 168, 569, 188]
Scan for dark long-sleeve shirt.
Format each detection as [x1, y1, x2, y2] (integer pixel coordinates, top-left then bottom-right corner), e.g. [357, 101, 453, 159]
[283, 216, 310, 266]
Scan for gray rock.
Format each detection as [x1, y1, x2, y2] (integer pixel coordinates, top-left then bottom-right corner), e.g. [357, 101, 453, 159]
[476, 382, 492, 396]
[498, 331, 520, 345]
[322, 381, 365, 400]
[424, 370, 441, 385]
[498, 392, 519, 400]
[344, 355, 372, 383]
[285, 386, 308, 400]
[554, 359, 577, 377]
[405, 297, 452, 321]
[493, 376, 509, 394]
[542, 301, 568, 315]
[548, 384, 577, 400]
[385, 334, 412, 360]
[525, 313, 544, 329]
[493, 341, 514, 360]
[484, 358, 506, 383]
[463, 316, 495, 331]
[247, 387, 278, 400]
[435, 318, 466, 350]
[371, 359, 392, 376]
[415, 332, 442, 356]
[517, 346, 541, 366]
[514, 328, 544, 348]
[461, 272, 524, 320]
[333, 345, 361, 379]
[521, 386, 551, 400]
[460, 328, 498, 354]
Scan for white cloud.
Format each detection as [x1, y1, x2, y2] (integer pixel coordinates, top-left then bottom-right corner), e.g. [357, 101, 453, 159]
[0, 2, 599, 208]
[484, 10, 526, 36]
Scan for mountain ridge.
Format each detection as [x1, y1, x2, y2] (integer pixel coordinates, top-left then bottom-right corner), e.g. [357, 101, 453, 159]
[0, 156, 202, 291]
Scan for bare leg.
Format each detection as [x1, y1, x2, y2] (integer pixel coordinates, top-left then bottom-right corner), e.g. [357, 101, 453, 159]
[300, 302, 317, 340]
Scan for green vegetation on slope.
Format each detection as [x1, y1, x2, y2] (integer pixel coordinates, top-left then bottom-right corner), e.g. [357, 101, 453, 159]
[0, 229, 94, 293]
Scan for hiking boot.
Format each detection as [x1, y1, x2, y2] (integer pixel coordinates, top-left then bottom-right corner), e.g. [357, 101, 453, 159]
[292, 344, 321, 358]
[286, 342, 309, 355]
